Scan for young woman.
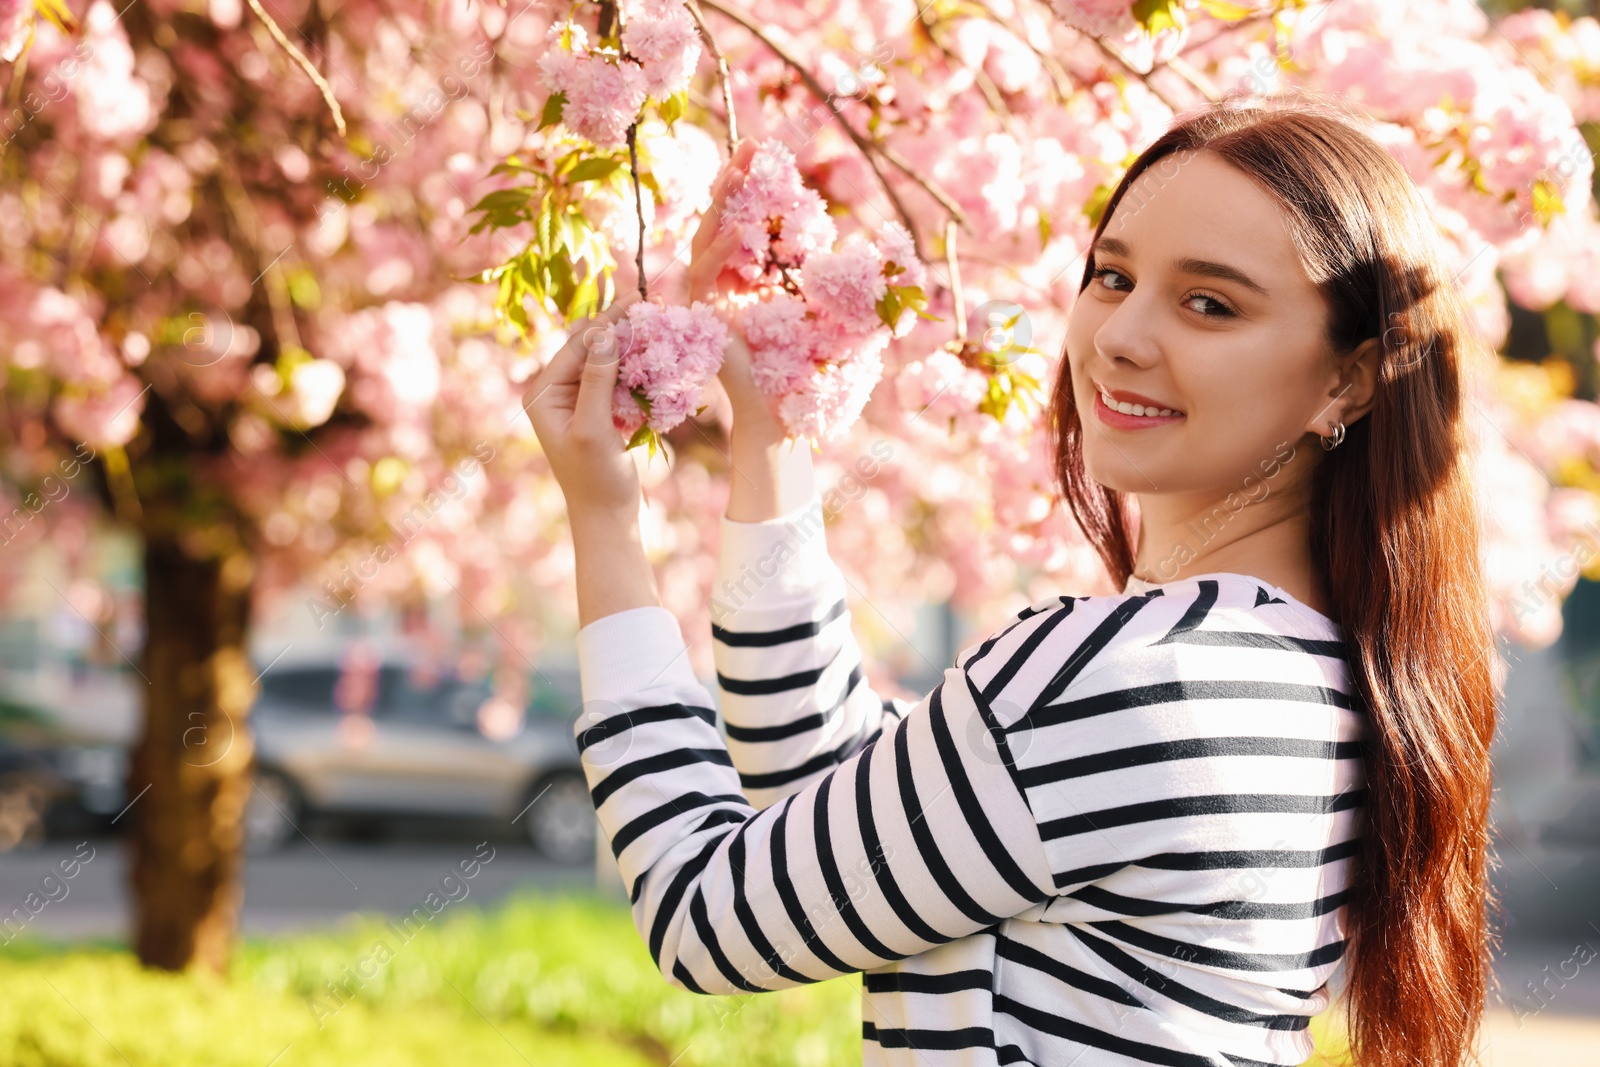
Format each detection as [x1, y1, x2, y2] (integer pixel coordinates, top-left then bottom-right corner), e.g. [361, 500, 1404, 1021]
[524, 102, 1497, 1067]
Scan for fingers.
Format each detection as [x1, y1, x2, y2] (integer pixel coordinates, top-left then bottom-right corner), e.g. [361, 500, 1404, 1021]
[693, 138, 758, 256]
[715, 138, 757, 214]
[572, 291, 640, 434]
[524, 291, 640, 416]
[691, 227, 745, 304]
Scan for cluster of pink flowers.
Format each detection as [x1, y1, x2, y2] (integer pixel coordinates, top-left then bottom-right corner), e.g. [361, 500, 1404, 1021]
[894, 350, 990, 438]
[620, 0, 700, 98]
[719, 140, 839, 282]
[742, 294, 891, 444]
[721, 141, 928, 442]
[536, 1, 701, 149]
[610, 300, 729, 438]
[1495, 9, 1600, 125]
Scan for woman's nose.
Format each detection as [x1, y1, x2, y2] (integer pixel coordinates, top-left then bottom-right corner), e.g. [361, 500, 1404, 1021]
[1093, 291, 1163, 369]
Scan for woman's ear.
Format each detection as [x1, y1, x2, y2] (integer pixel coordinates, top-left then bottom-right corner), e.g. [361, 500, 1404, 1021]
[1339, 335, 1383, 426]
[1309, 335, 1382, 435]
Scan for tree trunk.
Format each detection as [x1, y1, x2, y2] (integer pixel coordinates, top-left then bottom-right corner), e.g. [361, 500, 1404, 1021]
[128, 537, 256, 972]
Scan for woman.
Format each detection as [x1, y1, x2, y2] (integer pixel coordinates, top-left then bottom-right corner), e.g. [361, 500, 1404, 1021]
[524, 102, 1497, 1067]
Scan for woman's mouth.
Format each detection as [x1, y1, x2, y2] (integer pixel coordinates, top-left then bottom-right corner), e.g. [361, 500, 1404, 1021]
[1093, 383, 1185, 429]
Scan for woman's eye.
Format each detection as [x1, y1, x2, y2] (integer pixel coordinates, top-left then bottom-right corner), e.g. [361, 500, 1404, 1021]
[1093, 267, 1130, 292]
[1183, 293, 1235, 317]
[1094, 265, 1241, 319]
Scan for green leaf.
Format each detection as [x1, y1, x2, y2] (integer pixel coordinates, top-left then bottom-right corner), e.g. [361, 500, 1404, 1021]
[1037, 211, 1052, 251]
[537, 209, 555, 257]
[469, 188, 534, 226]
[1082, 182, 1114, 228]
[567, 157, 624, 184]
[568, 274, 600, 320]
[517, 254, 546, 302]
[1131, 0, 1185, 35]
[547, 253, 575, 311]
[1197, 0, 1254, 20]
[554, 149, 585, 177]
[33, 0, 79, 33]
[629, 387, 652, 416]
[659, 89, 687, 127]
[1531, 178, 1565, 226]
[505, 299, 529, 336]
[538, 91, 567, 131]
[875, 288, 904, 331]
[555, 210, 582, 255]
[488, 157, 547, 180]
[927, 0, 993, 19]
[626, 424, 655, 451]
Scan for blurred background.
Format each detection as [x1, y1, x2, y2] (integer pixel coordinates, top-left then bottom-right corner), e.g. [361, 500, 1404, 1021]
[6, 0, 1600, 1062]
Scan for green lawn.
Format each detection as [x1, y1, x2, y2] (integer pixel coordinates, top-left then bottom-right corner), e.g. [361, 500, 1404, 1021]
[0, 891, 1347, 1066]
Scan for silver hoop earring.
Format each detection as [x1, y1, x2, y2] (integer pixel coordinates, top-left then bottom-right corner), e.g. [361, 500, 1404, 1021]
[1320, 421, 1346, 451]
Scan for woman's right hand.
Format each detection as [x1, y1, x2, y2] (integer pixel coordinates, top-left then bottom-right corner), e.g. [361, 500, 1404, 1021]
[687, 139, 789, 448]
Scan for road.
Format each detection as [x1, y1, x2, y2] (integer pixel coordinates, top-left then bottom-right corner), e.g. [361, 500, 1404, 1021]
[0, 827, 1594, 1008]
[0, 830, 599, 941]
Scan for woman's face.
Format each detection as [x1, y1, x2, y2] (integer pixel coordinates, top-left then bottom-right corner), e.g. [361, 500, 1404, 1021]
[1065, 150, 1348, 499]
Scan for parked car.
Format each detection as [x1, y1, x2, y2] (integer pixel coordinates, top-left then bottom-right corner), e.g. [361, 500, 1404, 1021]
[245, 658, 596, 863]
[0, 695, 128, 850]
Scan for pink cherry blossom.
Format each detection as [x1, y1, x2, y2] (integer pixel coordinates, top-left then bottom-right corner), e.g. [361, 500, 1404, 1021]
[610, 300, 729, 437]
[558, 54, 650, 150]
[620, 0, 701, 99]
[718, 139, 837, 283]
[799, 239, 888, 336]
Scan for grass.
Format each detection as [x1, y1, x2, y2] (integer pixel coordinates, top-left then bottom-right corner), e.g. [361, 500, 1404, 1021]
[0, 892, 859, 1067]
[0, 890, 1349, 1066]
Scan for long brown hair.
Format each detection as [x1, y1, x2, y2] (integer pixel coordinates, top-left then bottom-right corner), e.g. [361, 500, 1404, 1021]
[1046, 101, 1498, 1067]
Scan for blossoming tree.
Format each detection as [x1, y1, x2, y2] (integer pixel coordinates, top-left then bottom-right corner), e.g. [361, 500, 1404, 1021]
[2, 0, 1599, 971]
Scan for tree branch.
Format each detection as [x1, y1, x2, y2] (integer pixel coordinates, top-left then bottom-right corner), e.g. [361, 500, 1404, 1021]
[946, 218, 966, 345]
[976, 8, 1075, 103]
[697, 0, 971, 252]
[627, 122, 648, 300]
[683, 0, 738, 153]
[245, 0, 347, 137]
[217, 160, 304, 358]
[916, 10, 1021, 140]
[1092, 35, 1186, 113]
[1164, 55, 1221, 103]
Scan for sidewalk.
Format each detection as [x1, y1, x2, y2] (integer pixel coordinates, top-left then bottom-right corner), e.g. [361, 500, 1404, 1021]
[1480, 1009, 1600, 1064]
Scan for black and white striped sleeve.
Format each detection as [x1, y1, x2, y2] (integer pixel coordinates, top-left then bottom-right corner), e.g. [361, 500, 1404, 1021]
[709, 492, 912, 809]
[574, 602, 1059, 995]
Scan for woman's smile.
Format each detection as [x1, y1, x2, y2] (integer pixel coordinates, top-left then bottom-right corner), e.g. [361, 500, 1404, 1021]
[1091, 381, 1186, 429]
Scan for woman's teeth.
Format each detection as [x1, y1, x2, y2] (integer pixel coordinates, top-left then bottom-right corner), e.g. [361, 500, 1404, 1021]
[1099, 385, 1177, 418]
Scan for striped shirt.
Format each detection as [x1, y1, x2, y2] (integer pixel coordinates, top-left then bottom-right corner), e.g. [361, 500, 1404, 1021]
[574, 492, 1364, 1066]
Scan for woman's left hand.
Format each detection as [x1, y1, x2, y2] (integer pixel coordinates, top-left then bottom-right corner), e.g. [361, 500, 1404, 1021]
[524, 290, 645, 522]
